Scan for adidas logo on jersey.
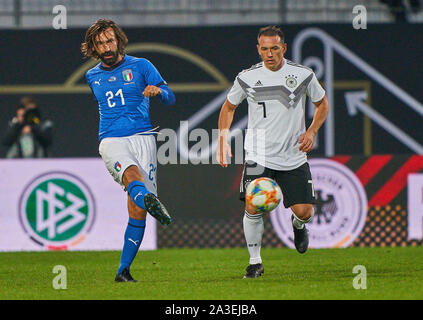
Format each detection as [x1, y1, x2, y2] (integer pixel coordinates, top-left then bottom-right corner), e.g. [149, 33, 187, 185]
[254, 80, 263, 86]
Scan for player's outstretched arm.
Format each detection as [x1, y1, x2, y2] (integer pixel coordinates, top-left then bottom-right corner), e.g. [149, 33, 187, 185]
[298, 94, 329, 153]
[217, 99, 238, 167]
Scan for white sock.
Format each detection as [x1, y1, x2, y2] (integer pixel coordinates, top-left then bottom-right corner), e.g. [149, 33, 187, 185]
[243, 210, 264, 265]
[292, 208, 314, 229]
[292, 215, 305, 229]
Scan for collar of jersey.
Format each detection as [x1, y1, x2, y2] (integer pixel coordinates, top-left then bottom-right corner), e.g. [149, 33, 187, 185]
[262, 58, 286, 73]
[100, 56, 126, 71]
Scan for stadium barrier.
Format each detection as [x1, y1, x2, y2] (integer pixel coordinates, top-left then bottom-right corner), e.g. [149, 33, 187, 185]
[0, 158, 157, 251]
[156, 155, 423, 249]
[1, 155, 422, 251]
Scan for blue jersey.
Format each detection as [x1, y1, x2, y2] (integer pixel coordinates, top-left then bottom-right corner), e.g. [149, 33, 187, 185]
[86, 55, 175, 141]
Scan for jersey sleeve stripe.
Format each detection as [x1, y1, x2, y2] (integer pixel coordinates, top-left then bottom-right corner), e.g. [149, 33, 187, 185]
[154, 81, 167, 87]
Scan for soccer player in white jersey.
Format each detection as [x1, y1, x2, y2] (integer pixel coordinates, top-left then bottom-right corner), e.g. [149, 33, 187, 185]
[217, 26, 329, 278]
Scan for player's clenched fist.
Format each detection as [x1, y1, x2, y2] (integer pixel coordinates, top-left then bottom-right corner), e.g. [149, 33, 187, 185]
[142, 85, 162, 97]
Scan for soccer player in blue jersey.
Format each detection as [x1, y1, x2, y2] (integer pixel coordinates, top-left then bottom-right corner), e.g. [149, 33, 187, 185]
[81, 19, 175, 282]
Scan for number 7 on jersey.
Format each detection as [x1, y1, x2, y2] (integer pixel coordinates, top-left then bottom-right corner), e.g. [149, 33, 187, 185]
[258, 102, 266, 118]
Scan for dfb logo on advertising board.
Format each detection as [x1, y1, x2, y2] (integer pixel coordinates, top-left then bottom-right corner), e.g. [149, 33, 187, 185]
[270, 159, 368, 248]
[18, 172, 96, 250]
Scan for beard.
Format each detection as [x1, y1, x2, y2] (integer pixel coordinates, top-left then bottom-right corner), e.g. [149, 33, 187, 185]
[100, 50, 119, 66]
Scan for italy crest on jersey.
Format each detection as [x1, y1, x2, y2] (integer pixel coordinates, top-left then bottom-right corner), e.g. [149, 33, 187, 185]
[122, 69, 133, 82]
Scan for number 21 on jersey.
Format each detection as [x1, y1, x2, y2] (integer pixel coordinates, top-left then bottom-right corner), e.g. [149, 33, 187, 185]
[106, 88, 125, 108]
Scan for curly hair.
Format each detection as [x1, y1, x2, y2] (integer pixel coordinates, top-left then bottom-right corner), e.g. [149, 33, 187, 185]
[81, 19, 128, 59]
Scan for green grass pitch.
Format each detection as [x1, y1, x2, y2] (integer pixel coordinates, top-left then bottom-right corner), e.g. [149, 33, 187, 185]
[1, 247, 422, 300]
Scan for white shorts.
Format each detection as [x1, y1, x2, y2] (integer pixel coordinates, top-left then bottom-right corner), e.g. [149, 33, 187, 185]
[99, 134, 157, 195]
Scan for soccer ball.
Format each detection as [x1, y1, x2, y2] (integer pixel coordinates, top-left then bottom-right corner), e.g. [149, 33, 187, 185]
[246, 177, 282, 213]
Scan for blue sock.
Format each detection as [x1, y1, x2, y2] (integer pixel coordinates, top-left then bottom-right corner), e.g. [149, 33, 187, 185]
[127, 181, 151, 210]
[117, 217, 146, 275]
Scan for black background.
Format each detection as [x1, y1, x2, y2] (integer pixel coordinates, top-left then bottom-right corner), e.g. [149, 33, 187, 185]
[1, 24, 422, 158]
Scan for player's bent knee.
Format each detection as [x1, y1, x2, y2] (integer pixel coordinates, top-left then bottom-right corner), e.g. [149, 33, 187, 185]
[122, 165, 144, 187]
[245, 204, 265, 215]
[292, 204, 313, 221]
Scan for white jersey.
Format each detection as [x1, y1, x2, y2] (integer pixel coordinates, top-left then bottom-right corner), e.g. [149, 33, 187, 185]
[227, 59, 325, 171]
